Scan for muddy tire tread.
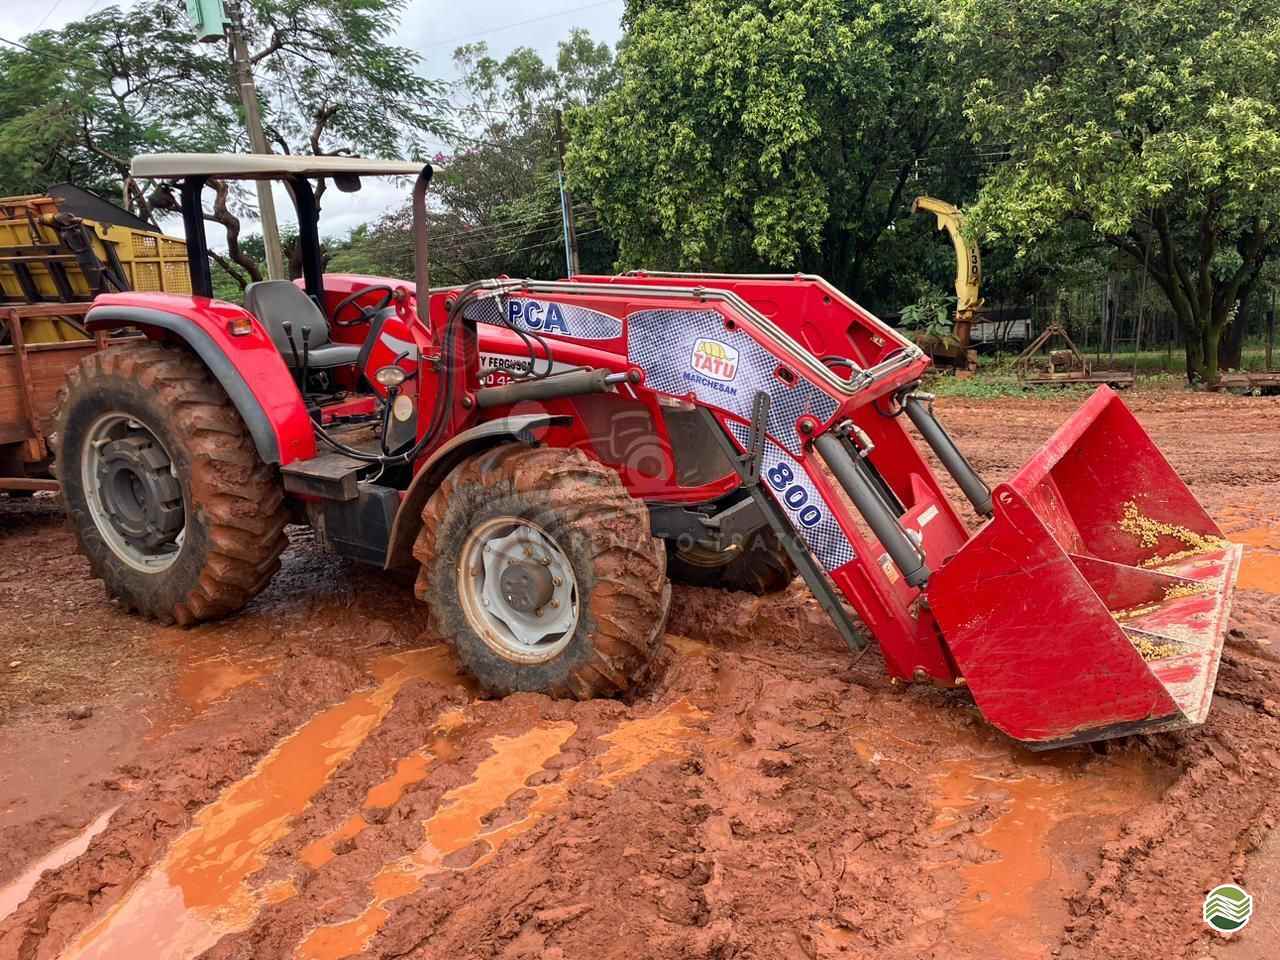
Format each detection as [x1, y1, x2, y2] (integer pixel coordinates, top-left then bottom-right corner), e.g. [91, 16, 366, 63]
[413, 444, 669, 699]
[51, 342, 288, 625]
[667, 526, 796, 595]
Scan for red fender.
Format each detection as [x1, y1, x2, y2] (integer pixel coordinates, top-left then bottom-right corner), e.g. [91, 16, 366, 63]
[85, 292, 315, 465]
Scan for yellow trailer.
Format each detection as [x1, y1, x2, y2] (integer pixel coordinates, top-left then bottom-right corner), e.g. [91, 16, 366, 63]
[0, 189, 189, 344]
[0, 188, 179, 489]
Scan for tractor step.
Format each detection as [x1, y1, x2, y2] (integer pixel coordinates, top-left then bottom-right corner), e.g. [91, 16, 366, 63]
[281, 451, 366, 501]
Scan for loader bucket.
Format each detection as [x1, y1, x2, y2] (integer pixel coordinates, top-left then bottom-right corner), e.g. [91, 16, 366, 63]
[926, 387, 1241, 748]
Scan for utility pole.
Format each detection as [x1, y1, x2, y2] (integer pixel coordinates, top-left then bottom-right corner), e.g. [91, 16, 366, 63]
[554, 109, 580, 278]
[225, 1, 286, 281]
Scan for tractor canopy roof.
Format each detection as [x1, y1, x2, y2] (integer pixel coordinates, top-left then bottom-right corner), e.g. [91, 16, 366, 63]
[131, 153, 427, 181]
[128, 154, 435, 306]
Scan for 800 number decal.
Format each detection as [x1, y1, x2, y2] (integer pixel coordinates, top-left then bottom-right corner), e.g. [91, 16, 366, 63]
[766, 463, 823, 527]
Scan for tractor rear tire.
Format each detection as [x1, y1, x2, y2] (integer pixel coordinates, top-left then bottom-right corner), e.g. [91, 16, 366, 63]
[51, 343, 288, 625]
[414, 444, 670, 699]
[667, 528, 796, 595]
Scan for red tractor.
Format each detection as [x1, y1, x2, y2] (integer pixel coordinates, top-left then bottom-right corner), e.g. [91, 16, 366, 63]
[52, 154, 1241, 748]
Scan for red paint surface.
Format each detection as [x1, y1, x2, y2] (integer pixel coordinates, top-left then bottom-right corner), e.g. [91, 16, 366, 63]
[86, 292, 315, 464]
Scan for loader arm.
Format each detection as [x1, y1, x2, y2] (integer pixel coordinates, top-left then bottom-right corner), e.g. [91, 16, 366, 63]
[491, 275, 1241, 749]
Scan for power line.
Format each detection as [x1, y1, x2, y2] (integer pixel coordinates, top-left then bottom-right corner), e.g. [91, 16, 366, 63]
[0, 35, 36, 53]
[434, 215, 563, 246]
[437, 215, 600, 251]
[1, 0, 118, 53]
[442, 227, 605, 269]
[432, 207, 594, 246]
[422, 0, 622, 50]
[35, 0, 68, 31]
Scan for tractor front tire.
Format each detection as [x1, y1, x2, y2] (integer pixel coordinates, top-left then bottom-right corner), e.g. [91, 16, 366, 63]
[667, 528, 796, 595]
[414, 445, 671, 699]
[52, 343, 288, 625]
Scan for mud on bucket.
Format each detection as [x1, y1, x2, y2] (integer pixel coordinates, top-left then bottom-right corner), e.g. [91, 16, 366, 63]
[925, 387, 1242, 748]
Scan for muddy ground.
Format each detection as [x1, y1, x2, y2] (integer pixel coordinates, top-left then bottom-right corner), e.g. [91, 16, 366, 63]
[0, 389, 1277, 960]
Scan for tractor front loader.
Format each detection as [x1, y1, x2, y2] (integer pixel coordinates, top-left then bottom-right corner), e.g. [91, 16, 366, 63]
[52, 154, 1240, 749]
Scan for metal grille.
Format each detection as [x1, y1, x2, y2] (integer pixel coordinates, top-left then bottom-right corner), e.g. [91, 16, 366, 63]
[131, 261, 162, 292]
[626, 308, 840, 454]
[727, 422, 856, 571]
[464, 296, 622, 340]
[163, 261, 192, 294]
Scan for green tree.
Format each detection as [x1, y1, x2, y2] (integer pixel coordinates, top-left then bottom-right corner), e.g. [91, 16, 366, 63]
[950, 0, 1280, 383]
[0, 0, 447, 290]
[0, 4, 229, 211]
[435, 31, 618, 282]
[332, 31, 620, 286]
[566, 0, 968, 298]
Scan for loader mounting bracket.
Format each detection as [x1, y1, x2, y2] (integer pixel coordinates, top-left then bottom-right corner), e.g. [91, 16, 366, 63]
[648, 494, 769, 551]
[701, 398, 868, 654]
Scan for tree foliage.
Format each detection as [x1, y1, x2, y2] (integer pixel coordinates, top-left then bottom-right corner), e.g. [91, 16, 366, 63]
[330, 31, 619, 285]
[950, 0, 1280, 382]
[0, 3, 227, 208]
[0, 0, 447, 288]
[566, 0, 969, 301]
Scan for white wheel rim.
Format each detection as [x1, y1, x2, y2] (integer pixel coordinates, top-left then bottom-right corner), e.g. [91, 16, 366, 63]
[81, 412, 186, 573]
[457, 516, 580, 664]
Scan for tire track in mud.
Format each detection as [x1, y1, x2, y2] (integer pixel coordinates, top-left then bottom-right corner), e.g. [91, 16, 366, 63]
[1059, 648, 1280, 960]
[3, 614, 1278, 960]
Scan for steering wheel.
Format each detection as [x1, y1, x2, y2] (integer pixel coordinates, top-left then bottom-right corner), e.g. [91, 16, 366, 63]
[331, 285, 396, 327]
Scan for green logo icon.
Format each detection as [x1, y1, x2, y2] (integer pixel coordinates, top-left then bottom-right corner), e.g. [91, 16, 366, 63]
[1203, 884, 1253, 932]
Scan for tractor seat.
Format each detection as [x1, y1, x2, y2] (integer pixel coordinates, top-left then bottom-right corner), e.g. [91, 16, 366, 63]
[244, 281, 361, 370]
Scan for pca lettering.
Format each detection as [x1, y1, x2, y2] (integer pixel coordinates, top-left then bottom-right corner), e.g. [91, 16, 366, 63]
[507, 299, 569, 335]
[690, 338, 739, 383]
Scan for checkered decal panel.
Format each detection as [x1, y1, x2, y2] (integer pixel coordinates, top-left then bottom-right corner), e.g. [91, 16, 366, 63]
[626, 308, 840, 454]
[464, 297, 623, 340]
[727, 423, 856, 571]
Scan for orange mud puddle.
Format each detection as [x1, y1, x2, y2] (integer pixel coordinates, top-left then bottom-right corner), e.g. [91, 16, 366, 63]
[58, 648, 464, 960]
[0, 806, 119, 923]
[298, 699, 706, 960]
[177, 655, 274, 713]
[153, 627, 278, 716]
[1230, 526, 1280, 594]
[927, 749, 1170, 960]
[300, 712, 466, 870]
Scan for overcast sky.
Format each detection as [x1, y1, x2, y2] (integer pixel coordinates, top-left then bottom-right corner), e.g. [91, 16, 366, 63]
[0, 0, 625, 241]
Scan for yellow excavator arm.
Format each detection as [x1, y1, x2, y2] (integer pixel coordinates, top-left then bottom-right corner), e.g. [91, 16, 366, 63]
[911, 196, 982, 317]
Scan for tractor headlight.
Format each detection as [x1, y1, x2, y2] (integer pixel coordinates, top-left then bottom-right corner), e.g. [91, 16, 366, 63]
[375, 365, 407, 388]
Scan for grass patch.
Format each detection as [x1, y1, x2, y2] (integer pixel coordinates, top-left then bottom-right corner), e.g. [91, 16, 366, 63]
[923, 371, 1088, 399]
[923, 359, 1193, 399]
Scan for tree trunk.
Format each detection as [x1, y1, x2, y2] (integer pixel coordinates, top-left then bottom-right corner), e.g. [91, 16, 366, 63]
[1192, 321, 1223, 386]
[1183, 324, 1203, 383]
[204, 179, 263, 285]
[1217, 288, 1252, 371]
